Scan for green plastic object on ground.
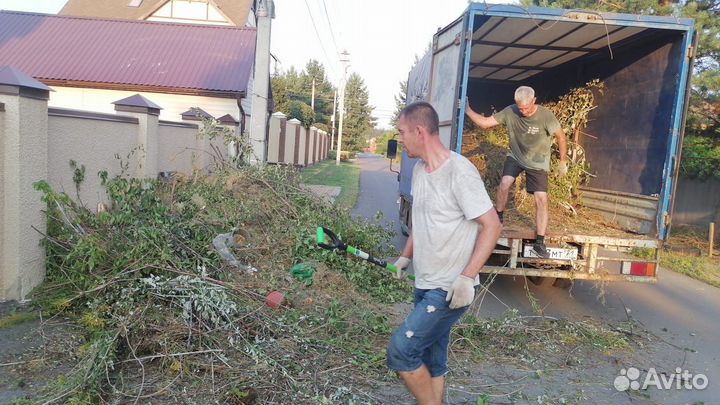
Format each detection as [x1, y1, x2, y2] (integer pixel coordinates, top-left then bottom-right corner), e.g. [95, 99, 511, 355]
[291, 263, 316, 286]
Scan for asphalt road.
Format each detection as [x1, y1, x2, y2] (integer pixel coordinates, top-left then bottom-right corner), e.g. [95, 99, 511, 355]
[352, 152, 720, 404]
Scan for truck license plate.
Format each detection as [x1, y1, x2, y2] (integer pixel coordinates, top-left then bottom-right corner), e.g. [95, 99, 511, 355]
[523, 245, 578, 260]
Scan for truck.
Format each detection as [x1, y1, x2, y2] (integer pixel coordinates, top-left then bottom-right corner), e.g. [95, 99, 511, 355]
[396, 3, 696, 284]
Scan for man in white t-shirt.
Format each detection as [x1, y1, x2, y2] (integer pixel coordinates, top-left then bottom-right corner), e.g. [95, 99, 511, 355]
[387, 102, 502, 405]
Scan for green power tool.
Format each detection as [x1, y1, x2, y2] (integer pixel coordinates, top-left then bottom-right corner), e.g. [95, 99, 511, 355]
[316, 226, 414, 281]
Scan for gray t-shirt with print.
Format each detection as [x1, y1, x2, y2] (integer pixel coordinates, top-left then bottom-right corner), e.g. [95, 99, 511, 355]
[493, 105, 561, 172]
[411, 151, 494, 290]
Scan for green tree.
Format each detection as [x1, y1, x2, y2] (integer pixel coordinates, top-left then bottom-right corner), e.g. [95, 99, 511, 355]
[271, 61, 337, 130]
[341, 73, 377, 152]
[287, 100, 315, 128]
[302, 60, 336, 133]
[684, 0, 720, 148]
[391, 79, 407, 127]
[271, 66, 303, 119]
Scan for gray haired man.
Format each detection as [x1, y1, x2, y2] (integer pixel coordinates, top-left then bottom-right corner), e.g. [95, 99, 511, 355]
[464, 86, 567, 257]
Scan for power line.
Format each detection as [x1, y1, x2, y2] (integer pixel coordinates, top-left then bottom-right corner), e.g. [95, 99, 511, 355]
[320, 0, 340, 56]
[303, 0, 339, 80]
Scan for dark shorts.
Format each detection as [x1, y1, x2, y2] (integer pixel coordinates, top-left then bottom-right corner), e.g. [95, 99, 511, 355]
[502, 156, 548, 194]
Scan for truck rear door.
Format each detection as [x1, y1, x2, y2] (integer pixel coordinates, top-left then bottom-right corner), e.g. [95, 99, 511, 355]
[428, 14, 468, 150]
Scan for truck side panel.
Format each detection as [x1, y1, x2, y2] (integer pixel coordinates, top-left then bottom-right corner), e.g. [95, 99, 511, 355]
[398, 50, 434, 202]
[428, 15, 466, 150]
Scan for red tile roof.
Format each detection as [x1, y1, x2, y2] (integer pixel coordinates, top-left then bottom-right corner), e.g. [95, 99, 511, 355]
[0, 11, 256, 95]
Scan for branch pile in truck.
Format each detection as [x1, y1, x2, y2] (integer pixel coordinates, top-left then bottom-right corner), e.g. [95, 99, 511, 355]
[462, 80, 615, 233]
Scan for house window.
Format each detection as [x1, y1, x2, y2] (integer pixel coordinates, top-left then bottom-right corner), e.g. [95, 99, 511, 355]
[148, 0, 230, 25]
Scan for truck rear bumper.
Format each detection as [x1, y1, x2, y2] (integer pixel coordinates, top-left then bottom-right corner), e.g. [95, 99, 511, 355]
[488, 228, 660, 283]
[479, 266, 658, 283]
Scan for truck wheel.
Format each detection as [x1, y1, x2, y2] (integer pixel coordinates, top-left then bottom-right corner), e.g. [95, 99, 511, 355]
[527, 276, 551, 286]
[552, 278, 572, 289]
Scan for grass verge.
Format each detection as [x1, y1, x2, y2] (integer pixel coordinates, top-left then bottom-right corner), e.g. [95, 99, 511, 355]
[659, 251, 720, 288]
[300, 158, 360, 209]
[0, 312, 39, 329]
[633, 225, 720, 288]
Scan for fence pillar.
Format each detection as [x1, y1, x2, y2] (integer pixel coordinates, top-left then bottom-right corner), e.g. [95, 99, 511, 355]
[321, 131, 326, 159]
[0, 66, 50, 301]
[306, 126, 316, 166]
[320, 130, 326, 160]
[324, 131, 328, 160]
[112, 94, 161, 178]
[181, 108, 212, 169]
[268, 112, 286, 164]
[312, 127, 318, 164]
[286, 118, 301, 166]
[217, 114, 239, 162]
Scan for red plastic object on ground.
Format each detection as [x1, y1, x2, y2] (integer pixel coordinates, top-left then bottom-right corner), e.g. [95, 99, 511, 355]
[265, 291, 285, 309]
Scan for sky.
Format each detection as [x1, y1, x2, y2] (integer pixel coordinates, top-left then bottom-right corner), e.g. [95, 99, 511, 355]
[0, 0, 509, 128]
[270, 0, 474, 128]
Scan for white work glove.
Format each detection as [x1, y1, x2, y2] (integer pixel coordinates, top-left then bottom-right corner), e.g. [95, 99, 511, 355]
[445, 275, 475, 309]
[558, 160, 568, 177]
[393, 257, 411, 280]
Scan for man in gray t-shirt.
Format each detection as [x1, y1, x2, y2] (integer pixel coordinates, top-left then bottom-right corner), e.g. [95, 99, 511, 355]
[465, 86, 567, 258]
[387, 102, 502, 405]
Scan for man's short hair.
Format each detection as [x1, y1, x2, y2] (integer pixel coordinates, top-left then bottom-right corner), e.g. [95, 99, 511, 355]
[514, 86, 535, 105]
[400, 102, 439, 135]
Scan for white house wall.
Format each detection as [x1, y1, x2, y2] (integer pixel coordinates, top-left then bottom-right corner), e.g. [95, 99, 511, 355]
[146, 0, 233, 26]
[49, 86, 243, 123]
[242, 74, 253, 116]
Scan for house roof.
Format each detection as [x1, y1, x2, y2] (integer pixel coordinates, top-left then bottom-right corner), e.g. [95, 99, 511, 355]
[0, 11, 256, 97]
[112, 94, 164, 109]
[59, 0, 254, 27]
[217, 114, 239, 125]
[181, 108, 214, 120]
[0, 65, 51, 91]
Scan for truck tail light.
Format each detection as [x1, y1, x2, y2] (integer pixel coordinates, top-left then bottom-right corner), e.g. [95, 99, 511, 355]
[621, 261, 656, 276]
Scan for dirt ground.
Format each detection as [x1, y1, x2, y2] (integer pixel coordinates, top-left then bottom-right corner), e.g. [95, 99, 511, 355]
[351, 155, 717, 405]
[0, 302, 85, 404]
[0, 297, 694, 405]
[376, 298, 689, 405]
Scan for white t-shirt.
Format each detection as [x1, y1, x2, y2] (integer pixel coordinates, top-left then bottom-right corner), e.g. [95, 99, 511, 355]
[411, 151, 494, 290]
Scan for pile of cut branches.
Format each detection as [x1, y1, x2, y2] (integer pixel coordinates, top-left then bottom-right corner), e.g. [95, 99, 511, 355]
[29, 163, 411, 405]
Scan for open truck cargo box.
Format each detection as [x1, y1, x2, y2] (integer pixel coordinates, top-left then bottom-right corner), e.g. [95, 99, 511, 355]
[398, 4, 695, 282]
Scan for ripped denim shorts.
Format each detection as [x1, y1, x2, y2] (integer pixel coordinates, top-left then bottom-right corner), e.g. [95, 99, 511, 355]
[386, 288, 471, 377]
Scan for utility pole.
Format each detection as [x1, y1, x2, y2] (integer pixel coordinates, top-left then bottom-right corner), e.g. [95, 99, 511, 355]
[311, 78, 316, 112]
[336, 50, 350, 166]
[330, 90, 336, 150]
[248, 0, 275, 164]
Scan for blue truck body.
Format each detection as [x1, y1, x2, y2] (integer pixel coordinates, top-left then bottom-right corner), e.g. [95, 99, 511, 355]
[397, 4, 696, 282]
